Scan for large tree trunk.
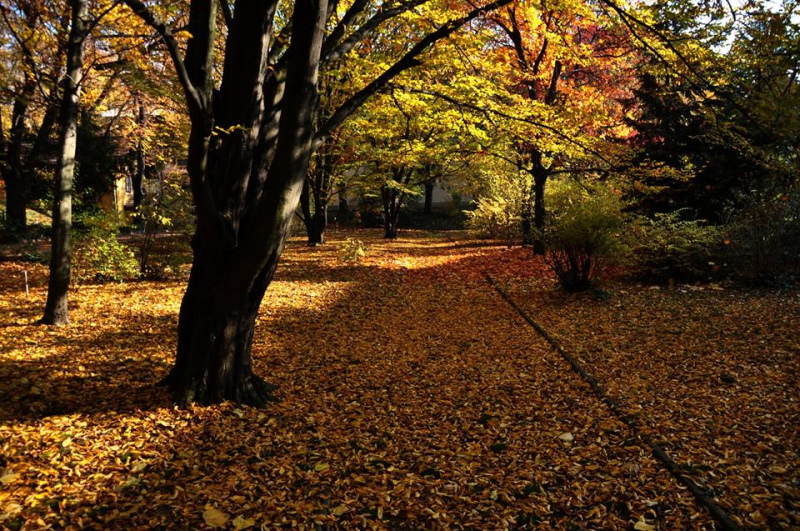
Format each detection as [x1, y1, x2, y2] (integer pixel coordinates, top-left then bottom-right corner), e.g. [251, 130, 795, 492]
[532, 171, 547, 256]
[121, 0, 511, 406]
[41, 0, 89, 326]
[149, 0, 326, 404]
[162, 248, 279, 406]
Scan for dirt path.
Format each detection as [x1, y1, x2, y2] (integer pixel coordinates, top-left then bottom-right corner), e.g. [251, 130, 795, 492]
[1, 232, 717, 529]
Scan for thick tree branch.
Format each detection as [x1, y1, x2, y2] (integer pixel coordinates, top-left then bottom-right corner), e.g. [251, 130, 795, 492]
[219, 0, 233, 28]
[322, 0, 429, 64]
[598, 0, 759, 128]
[394, 85, 613, 165]
[315, 0, 516, 147]
[122, 0, 205, 113]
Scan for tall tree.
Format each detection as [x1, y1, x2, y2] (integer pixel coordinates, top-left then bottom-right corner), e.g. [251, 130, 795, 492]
[0, 0, 75, 232]
[623, 0, 799, 219]
[41, 0, 90, 325]
[122, 0, 515, 405]
[486, 0, 632, 253]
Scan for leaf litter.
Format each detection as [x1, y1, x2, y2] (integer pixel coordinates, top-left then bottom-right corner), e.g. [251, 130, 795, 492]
[1, 230, 794, 529]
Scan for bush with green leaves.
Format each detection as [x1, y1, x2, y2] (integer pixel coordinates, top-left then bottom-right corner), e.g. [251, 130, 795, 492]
[465, 173, 524, 243]
[631, 211, 723, 282]
[542, 181, 628, 291]
[136, 172, 194, 280]
[72, 211, 139, 283]
[724, 187, 800, 283]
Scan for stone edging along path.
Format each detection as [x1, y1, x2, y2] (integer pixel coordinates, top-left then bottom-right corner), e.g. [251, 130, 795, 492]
[484, 274, 744, 531]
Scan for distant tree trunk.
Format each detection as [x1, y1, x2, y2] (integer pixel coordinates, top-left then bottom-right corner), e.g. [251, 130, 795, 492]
[521, 181, 534, 246]
[309, 196, 327, 244]
[382, 168, 409, 239]
[302, 140, 334, 244]
[300, 178, 327, 245]
[337, 184, 349, 225]
[300, 177, 313, 238]
[132, 100, 146, 211]
[532, 170, 547, 256]
[424, 179, 434, 215]
[382, 189, 401, 239]
[4, 93, 33, 231]
[41, 0, 89, 326]
[4, 89, 59, 234]
[0, 111, 5, 167]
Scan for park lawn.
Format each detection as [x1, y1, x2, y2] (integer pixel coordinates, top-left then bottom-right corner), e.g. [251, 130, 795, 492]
[0, 229, 796, 529]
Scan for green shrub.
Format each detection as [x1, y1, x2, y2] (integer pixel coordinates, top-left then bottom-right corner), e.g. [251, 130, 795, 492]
[136, 172, 194, 280]
[724, 187, 800, 283]
[72, 211, 139, 283]
[466, 196, 522, 242]
[465, 171, 525, 243]
[542, 182, 628, 291]
[631, 211, 723, 282]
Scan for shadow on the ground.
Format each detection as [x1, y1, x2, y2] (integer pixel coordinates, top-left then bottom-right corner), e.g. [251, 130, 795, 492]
[0, 235, 526, 425]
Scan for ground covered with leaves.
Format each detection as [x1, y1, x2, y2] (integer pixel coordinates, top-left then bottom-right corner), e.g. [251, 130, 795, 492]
[1, 230, 797, 529]
[502, 261, 800, 530]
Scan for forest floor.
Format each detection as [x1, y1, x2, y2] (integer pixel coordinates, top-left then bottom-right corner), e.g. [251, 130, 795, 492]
[0, 230, 797, 530]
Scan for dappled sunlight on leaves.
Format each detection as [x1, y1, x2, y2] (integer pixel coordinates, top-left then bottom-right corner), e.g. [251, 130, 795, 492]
[0, 231, 773, 529]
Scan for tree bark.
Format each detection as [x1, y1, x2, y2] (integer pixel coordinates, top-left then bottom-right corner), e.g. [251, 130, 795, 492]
[521, 181, 534, 246]
[424, 179, 434, 215]
[3, 87, 59, 234]
[300, 178, 326, 245]
[382, 185, 402, 239]
[150, 0, 326, 405]
[300, 177, 313, 239]
[132, 100, 146, 211]
[4, 94, 32, 231]
[0, 112, 5, 169]
[160, 248, 279, 406]
[309, 201, 327, 244]
[532, 171, 547, 256]
[41, 0, 89, 325]
[337, 184, 349, 225]
[381, 168, 412, 239]
[302, 139, 335, 244]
